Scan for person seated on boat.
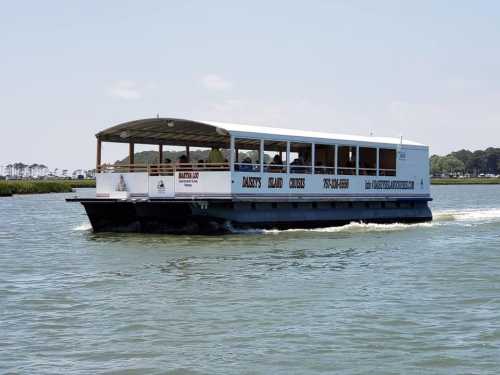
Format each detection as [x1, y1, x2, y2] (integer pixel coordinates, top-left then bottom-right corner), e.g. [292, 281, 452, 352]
[315, 161, 325, 174]
[208, 147, 225, 165]
[177, 154, 189, 169]
[239, 157, 253, 172]
[290, 157, 305, 173]
[269, 154, 283, 172]
[359, 161, 367, 175]
[344, 160, 355, 174]
[197, 159, 205, 170]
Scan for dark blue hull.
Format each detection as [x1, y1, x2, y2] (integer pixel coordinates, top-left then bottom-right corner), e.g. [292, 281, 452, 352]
[68, 198, 432, 234]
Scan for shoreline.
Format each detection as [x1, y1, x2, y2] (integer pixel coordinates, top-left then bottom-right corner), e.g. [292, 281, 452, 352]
[431, 178, 500, 185]
[0, 180, 96, 196]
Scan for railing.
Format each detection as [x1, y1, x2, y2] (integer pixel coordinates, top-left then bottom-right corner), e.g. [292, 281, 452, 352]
[97, 163, 397, 177]
[359, 168, 377, 176]
[97, 163, 230, 175]
[379, 168, 396, 176]
[97, 164, 150, 173]
[234, 163, 261, 172]
[264, 164, 287, 173]
[289, 165, 313, 174]
[337, 167, 357, 175]
[314, 166, 336, 175]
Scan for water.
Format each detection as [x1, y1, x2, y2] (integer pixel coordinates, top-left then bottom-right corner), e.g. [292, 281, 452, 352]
[1, 186, 500, 374]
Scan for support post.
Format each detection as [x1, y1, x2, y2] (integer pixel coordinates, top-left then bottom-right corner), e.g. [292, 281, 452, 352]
[229, 136, 235, 172]
[286, 141, 290, 174]
[334, 145, 338, 175]
[96, 138, 102, 171]
[260, 139, 264, 173]
[159, 144, 163, 164]
[355, 145, 359, 176]
[129, 143, 135, 172]
[186, 146, 190, 162]
[376, 147, 379, 176]
[311, 142, 315, 175]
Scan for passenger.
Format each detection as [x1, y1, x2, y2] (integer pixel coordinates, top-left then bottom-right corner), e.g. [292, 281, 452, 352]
[269, 154, 283, 172]
[360, 162, 367, 175]
[315, 161, 325, 175]
[290, 157, 305, 173]
[239, 157, 253, 172]
[177, 155, 189, 170]
[208, 147, 224, 164]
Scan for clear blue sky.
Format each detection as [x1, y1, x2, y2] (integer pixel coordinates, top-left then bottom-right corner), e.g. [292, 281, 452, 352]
[1, 1, 499, 170]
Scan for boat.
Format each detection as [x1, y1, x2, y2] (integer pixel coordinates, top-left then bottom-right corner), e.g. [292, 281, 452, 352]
[67, 117, 432, 233]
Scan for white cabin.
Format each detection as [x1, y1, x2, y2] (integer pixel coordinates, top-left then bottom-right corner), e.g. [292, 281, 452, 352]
[94, 118, 430, 202]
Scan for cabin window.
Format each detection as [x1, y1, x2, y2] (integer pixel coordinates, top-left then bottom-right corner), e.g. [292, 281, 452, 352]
[379, 148, 396, 176]
[337, 146, 357, 175]
[289, 142, 312, 174]
[314, 144, 335, 175]
[234, 138, 261, 172]
[264, 140, 287, 173]
[359, 147, 377, 176]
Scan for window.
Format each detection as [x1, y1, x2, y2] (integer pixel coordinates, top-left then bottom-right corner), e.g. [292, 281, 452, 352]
[263, 140, 287, 173]
[337, 146, 357, 175]
[289, 142, 312, 174]
[314, 144, 335, 174]
[359, 147, 377, 175]
[379, 148, 396, 176]
[234, 138, 260, 172]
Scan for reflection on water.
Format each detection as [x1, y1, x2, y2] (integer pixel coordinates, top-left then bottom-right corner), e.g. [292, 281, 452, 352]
[1, 186, 500, 374]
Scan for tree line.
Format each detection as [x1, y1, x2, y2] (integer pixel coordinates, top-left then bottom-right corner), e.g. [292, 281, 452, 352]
[430, 148, 500, 176]
[1, 163, 95, 179]
[2, 163, 49, 177]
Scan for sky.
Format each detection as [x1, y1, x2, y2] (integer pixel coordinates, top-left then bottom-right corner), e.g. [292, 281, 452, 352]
[1, 0, 500, 171]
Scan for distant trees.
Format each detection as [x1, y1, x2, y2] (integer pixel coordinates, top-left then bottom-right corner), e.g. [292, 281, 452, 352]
[430, 155, 464, 176]
[431, 148, 500, 176]
[0, 163, 93, 179]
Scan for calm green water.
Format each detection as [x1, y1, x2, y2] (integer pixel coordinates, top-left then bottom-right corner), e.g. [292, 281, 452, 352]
[1, 186, 500, 374]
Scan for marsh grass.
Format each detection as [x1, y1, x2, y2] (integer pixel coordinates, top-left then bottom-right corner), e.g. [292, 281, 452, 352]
[0, 179, 95, 196]
[431, 178, 500, 185]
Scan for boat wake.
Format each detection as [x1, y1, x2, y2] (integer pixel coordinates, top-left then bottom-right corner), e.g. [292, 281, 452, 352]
[230, 208, 500, 235]
[73, 223, 92, 231]
[229, 221, 435, 235]
[433, 208, 500, 223]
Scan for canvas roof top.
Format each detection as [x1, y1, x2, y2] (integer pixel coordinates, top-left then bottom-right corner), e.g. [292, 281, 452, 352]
[96, 118, 426, 149]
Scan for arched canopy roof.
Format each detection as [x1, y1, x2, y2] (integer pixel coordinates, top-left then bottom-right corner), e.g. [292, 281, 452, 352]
[96, 118, 231, 148]
[96, 117, 426, 148]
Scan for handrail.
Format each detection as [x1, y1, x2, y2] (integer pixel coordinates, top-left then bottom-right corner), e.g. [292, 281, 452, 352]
[97, 163, 230, 174]
[96, 163, 397, 176]
[337, 167, 357, 176]
[379, 168, 396, 176]
[314, 166, 336, 175]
